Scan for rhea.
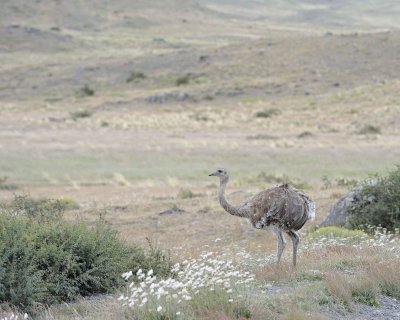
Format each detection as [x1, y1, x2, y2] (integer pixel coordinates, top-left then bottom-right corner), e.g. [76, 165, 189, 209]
[209, 168, 315, 266]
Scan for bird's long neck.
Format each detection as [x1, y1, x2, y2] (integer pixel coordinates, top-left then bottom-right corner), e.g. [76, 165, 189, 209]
[219, 177, 246, 218]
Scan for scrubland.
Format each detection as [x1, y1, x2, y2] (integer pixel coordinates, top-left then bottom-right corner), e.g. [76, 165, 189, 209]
[1, 1, 400, 319]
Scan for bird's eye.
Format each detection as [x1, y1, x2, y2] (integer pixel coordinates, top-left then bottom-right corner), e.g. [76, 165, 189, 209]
[217, 169, 222, 173]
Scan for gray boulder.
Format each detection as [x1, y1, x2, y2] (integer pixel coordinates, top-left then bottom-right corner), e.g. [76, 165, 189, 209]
[322, 179, 377, 227]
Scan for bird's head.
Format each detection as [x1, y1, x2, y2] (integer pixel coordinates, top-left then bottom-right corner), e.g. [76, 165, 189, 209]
[208, 168, 229, 182]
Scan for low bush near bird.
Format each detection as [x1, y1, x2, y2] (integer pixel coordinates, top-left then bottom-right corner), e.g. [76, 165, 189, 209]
[0, 196, 171, 312]
[348, 166, 400, 231]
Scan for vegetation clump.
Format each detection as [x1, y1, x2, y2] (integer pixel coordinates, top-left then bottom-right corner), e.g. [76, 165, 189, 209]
[177, 188, 199, 199]
[357, 124, 381, 135]
[77, 84, 95, 97]
[0, 196, 171, 311]
[297, 131, 313, 138]
[0, 176, 18, 190]
[348, 166, 400, 231]
[309, 226, 366, 240]
[176, 74, 191, 86]
[70, 109, 92, 120]
[254, 108, 281, 118]
[127, 71, 146, 83]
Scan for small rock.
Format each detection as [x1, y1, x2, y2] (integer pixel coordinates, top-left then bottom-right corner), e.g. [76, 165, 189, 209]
[158, 207, 185, 216]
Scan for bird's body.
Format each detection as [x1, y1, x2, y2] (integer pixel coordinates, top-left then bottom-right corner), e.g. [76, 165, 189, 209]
[241, 184, 315, 231]
[209, 169, 315, 266]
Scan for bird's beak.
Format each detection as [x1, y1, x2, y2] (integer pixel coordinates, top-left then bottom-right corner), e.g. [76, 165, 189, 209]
[209, 172, 217, 176]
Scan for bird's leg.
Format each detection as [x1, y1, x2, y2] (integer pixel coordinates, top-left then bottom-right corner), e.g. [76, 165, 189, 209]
[287, 231, 300, 267]
[272, 227, 285, 264]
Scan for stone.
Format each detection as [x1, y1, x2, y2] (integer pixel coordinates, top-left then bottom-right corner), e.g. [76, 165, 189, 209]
[321, 179, 377, 227]
[158, 206, 185, 216]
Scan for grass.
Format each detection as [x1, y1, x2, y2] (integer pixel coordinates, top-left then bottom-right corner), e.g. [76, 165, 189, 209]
[308, 226, 366, 240]
[0, 149, 397, 190]
[253, 225, 400, 314]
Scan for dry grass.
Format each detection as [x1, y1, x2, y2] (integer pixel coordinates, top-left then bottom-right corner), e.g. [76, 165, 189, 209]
[366, 262, 400, 299]
[281, 308, 327, 320]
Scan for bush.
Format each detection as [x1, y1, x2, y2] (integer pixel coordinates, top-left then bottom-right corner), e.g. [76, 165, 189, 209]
[0, 196, 171, 311]
[177, 188, 198, 199]
[77, 85, 94, 97]
[176, 74, 190, 86]
[254, 108, 281, 118]
[357, 125, 381, 135]
[70, 110, 92, 120]
[348, 166, 400, 231]
[127, 71, 146, 83]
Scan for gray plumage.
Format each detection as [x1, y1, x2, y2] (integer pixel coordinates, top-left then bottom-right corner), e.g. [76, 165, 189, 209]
[209, 168, 315, 266]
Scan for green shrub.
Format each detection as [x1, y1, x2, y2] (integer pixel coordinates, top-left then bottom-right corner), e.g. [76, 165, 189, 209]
[348, 167, 400, 231]
[70, 110, 92, 120]
[254, 108, 281, 118]
[127, 71, 146, 83]
[56, 196, 80, 210]
[0, 197, 171, 311]
[297, 131, 313, 138]
[77, 85, 94, 97]
[177, 188, 198, 199]
[176, 74, 190, 86]
[357, 125, 381, 135]
[5, 194, 65, 222]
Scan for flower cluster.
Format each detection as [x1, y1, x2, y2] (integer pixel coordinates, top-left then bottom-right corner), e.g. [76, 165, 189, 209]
[301, 228, 400, 255]
[0, 313, 28, 320]
[118, 251, 255, 315]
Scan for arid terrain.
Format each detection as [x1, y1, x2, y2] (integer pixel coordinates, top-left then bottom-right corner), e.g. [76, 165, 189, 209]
[1, 1, 400, 319]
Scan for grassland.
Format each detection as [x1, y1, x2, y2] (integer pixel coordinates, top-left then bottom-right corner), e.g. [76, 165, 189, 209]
[1, 0, 400, 319]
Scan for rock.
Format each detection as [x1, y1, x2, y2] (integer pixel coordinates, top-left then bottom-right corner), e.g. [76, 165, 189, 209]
[158, 206, 185, 216]
[322, 179, 377, 227]
[146, 92, 189, 104]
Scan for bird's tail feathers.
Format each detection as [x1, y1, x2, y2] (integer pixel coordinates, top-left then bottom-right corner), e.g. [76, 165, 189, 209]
[307, 200, 316, 221]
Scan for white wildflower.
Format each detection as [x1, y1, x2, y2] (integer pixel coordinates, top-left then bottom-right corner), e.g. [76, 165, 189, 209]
[122, 271, 133, 280]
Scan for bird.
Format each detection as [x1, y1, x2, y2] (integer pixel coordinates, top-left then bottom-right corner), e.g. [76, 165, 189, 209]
[209, 168, 315, 267]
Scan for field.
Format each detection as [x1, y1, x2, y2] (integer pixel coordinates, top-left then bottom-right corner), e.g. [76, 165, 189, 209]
[1, 1, 400, 319]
